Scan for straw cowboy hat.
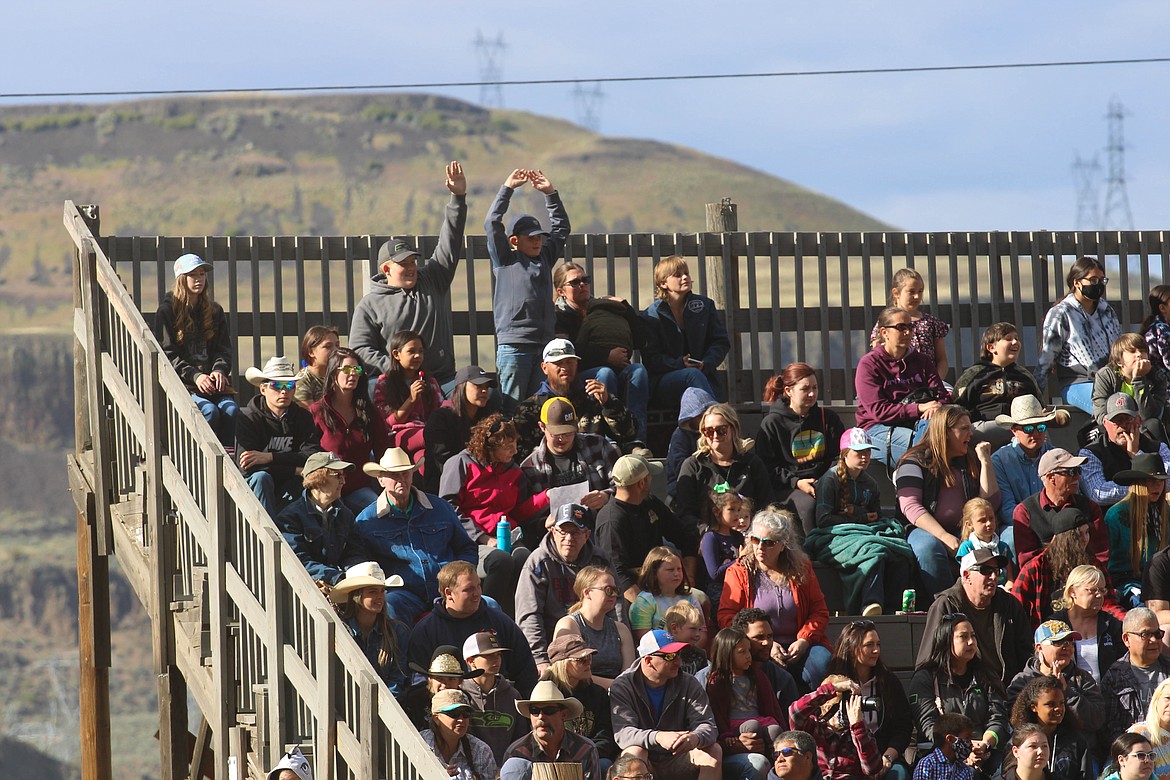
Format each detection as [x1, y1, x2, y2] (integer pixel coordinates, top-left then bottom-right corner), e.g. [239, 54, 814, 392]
[327, 562, 403, 605]
[362, 447, 418, 478]
[245, 356, 299, 386]
[514, 679, 584, 719]
[994, 395, 1070, 428]
[408, 645, 484, 679]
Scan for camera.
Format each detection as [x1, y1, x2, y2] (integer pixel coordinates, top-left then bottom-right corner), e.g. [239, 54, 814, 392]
[859, 696, 881, 714]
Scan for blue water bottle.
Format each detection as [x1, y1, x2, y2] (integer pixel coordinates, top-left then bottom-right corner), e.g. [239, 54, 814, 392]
[496, 516, 512, 554]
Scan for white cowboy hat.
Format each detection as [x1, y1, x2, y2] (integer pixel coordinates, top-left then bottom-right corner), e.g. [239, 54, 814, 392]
[328, 562, 404, 604]
[244, 355, 299, 386]
[361, 447, 419, 477]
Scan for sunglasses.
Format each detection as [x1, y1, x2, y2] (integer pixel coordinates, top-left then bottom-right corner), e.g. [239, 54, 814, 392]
[1017, 423, 1047, 434]
[882, 322, 914, 333]
[970, 565, 1001, 576]
[652, 651, 679, 662]
[267, 380, 297, 392]
[337, 365, 364, 375]
[443, 708, 473, 719]
[749, 535, 780, 549]
[1049, 467, 1082, 477]
[566, 276, 591, 288]
[530, 705, 567, 716]
[701, 424, 730, 438]
[588, 585, 620, 597]
[941, 612, 969, 622]
[849, 619, 876, 631]
[777, 747, 807, 758]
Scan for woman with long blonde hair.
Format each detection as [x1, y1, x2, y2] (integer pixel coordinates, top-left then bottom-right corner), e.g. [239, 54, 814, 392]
[1106, 453, 1170, 607]
[551, 565, 634, 685]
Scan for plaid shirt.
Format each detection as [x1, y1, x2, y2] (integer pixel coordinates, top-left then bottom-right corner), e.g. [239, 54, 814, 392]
[913, 747, 973, 780]
[790, 683, 882, 780]
[1013, 552, 1126, 628]
[503, 729, 599, 780]
[521, 432, 620, 497]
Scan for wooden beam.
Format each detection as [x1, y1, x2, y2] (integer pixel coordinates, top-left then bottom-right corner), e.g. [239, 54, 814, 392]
[75, 460, 113, 780]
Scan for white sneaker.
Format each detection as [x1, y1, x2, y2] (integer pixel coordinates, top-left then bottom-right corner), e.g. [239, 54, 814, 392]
[862, 603, 882, 617]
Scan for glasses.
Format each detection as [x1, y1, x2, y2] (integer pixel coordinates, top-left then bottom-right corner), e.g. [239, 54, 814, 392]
[1127, 629, 1165, 642]
[337, 364, 364, 375]
[553, 525, 588, 538]
[566, 276, 591, 288]
[1126, 752, 1156, 762]
[1017, 423, 1047, 434]
[701, 424, 730, 438]
[618, 774, 654, 780]
[1079, 587, 1106, 596]
[651, 651, 679, 662]
[749, 536, 780, 549]
[1080, 276, 1109, 285]
[849, 620, 876, 631]
[1049, 467, 1081, 477]
[777, 747, 806, 758]
[882, 322, 914, 333]
[267, 380, 297, 392]
[588, 585, 620, 597]
[530, 705, 567, 716]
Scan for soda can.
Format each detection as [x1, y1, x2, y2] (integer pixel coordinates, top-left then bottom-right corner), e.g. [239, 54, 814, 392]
[901, 589, 916, 613]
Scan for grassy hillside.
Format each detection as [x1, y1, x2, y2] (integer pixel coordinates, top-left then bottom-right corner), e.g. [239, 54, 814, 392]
[0, 92, 891, 332]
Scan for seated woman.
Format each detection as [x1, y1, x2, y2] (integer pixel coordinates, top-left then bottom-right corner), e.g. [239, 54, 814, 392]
[868, 268, 951, 380]
[439, 413, 540, 616]
[373, 329, 444, 463]
[789, 674, 882, 780]
[674, 403, 772, 534]
[1093, 333, 1169, 442]
[1100, 733, 1157, 780]
[293, 325, 339, 409]
[639, 255, 730, 405]
[421, 688, 498, 780]
[855, 306, 951, 469]
[718, 507, 832, 688]
[275, 452, 362, 588]
[755, 363, 845, 536]
[909, 613, 1009, 778]
[329, 561, 411, 696]
[421, 365, 498, 492]
[1003, 723, 1075, 780]
[705, 627, 787, 780]
[1007, 619, 1106, 735]
[1143, 284, 1170, 371]
[825, 619, 913, 780]
[953, 322, 1042, 448]
[552, 566, 635, 687]
[894, 405, 1000, 599]
[1037, 255, 1120, 413]
[1051, 564, 1125, 683]
[153, 253, 238, 448]
[1106, 452, 1170, 607]
[1004, 678, 1091, 780]
[310, 347, 389, 515]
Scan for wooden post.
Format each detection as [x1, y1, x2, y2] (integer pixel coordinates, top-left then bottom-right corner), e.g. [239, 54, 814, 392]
[704, 198, 740, 401]
[72, 205, 99, 456]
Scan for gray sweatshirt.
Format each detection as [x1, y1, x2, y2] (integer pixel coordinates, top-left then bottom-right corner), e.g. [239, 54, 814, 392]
[609, 664, 717, 752]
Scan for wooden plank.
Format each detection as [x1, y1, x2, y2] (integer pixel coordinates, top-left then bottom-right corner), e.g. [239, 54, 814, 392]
[206, 455, 234, 780]
[78, 238, 115, 556]
[263, 526, 287, 768]
[358, 671, 378, 780]
[76, 464, 113, 780]
[316, 610, 337, 780]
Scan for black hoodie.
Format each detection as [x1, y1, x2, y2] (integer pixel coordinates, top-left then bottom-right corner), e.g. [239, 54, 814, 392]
[235, 394, 321, 481]
[755, 401, 845, 490]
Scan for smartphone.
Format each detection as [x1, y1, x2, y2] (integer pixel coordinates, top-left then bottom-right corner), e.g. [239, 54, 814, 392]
[684, 357, 702, 367]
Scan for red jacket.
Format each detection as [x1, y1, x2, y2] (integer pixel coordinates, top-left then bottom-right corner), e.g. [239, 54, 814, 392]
[718, 560, 830, 649]
[310, 397, 390, 496]
[438, 450, 548, 543]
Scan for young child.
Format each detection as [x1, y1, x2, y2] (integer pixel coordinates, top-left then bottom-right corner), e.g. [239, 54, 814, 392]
[485, 167, 571, 404]
[628, 546, 706, 640]
[373, 329, 443, 458]
[814, 428, 881, 529]
[1006, 677, 1090, 780]
[294, 324, 339, 409]
[953, 322, 1043, 446]
[699, 489, 753, 606]
[913, 711, 975, 780]
[1093, 333, 1169, 438]
[705, 628, 786, 763]
[955, 497, 1014, 589]
[664, 600, 709, 677]
[869, 267, 951, 380]
[459, 631, 528, 765]
[154, 253, 238, 448]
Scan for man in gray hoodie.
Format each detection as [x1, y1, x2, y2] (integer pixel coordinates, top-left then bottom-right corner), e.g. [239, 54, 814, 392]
[349, 161, 467, 391]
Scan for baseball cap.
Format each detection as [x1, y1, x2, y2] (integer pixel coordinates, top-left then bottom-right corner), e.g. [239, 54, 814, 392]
[377, 238, 420, 266]
[1034, 619, 1082, 645]
[1049, 506, 1091, 536]
[432, 688, 475, 714]
[174, 253, 211, 278]
[839, 427, 877, 452]
[302, 451, 352, 478]
[542, 338, 578, 363]
[540, 397, 577, 436]
[508, 214, 549, 237]
[960, 547, 1009, 573]
[454, 365, 496, 387]
[1104, 392, 1140, 421]
[1037, 448, 1087, 477]
[612, 454, 664, 487]
[462, 630, 509, 659]
[637, 629, 688, 658]
[553, 503, 589, 529]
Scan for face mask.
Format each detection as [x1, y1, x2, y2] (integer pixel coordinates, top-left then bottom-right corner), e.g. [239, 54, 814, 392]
[1080, 282, 1105, 300]
[951, 737, 973, 762]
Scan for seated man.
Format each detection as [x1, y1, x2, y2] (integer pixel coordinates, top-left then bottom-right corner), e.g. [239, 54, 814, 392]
[914, 548, 1032, 685]
[515, 503, 615, 671]
[1013, 448, 1108, 569]
[410, 560, 538, 697]
[501, 680, 599, 780]
[990, 395, 1061, 536]
[610, 630, 720, 780]
[237, 355, 322, 515]
[1080, 392, 1170, 507]
[771, 730, 818, 780]
[350, 447, 477, 624]
[275, 452, 361, 588]
[1102, 607, 1170, 740]
[513, 339, 641, 455]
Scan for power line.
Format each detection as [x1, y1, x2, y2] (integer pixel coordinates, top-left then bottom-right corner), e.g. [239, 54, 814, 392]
[2, 55, 1169, 100]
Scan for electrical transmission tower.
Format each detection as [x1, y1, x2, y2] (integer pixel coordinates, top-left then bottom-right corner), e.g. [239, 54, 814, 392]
[1101, 97, 1134, 230]
[572, 82, 605, 133]
[473, 31, 507, 108]
[1071, 152, 1101, 229]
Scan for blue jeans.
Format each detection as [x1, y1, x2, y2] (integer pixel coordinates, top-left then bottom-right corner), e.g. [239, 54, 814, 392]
[582, 363, 651, 441]
[724, 752, 771, 780]
[801, 644, 832, 689]
[496, 344, 543, 406]
[342, 487, 380, 516]
[192, 392, 238, 447]
[652, 367, 715, 408]
[246, 471, 300, 517]
[865, 419, 930, 469]
[1062, 381, 1094, 414]
[908, 527, 958, 600]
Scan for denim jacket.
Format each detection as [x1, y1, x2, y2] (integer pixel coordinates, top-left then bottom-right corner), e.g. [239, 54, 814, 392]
[275, 490, 361, 585]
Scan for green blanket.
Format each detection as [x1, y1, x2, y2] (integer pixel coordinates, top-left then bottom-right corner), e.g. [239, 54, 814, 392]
[803, 520, 918, 614]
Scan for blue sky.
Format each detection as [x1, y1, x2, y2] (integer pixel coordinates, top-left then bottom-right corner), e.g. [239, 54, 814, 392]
[4, 1, 1168, 231]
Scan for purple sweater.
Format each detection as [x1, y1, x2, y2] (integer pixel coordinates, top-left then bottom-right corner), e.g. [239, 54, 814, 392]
[854, 346, 950, 430]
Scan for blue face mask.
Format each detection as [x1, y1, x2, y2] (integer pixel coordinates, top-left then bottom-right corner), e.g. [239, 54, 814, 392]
[951, 737, 973, 762]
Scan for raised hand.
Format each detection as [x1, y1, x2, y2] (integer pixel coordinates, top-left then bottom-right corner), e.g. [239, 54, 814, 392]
[504, 168, 527, 189]
[527, 169, 554, 194]
[445, 161, 466, 195]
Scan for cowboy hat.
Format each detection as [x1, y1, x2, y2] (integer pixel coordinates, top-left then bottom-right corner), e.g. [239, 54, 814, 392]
[514, 680, 584, 719]
[408, 645, 484, 679]
[1113, 452, 1170, 486]
[362, 447, 418, 477]
[328, 562, 404, 604]
[245, 356, 299, 386]
[994, 395, 1061, 427]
